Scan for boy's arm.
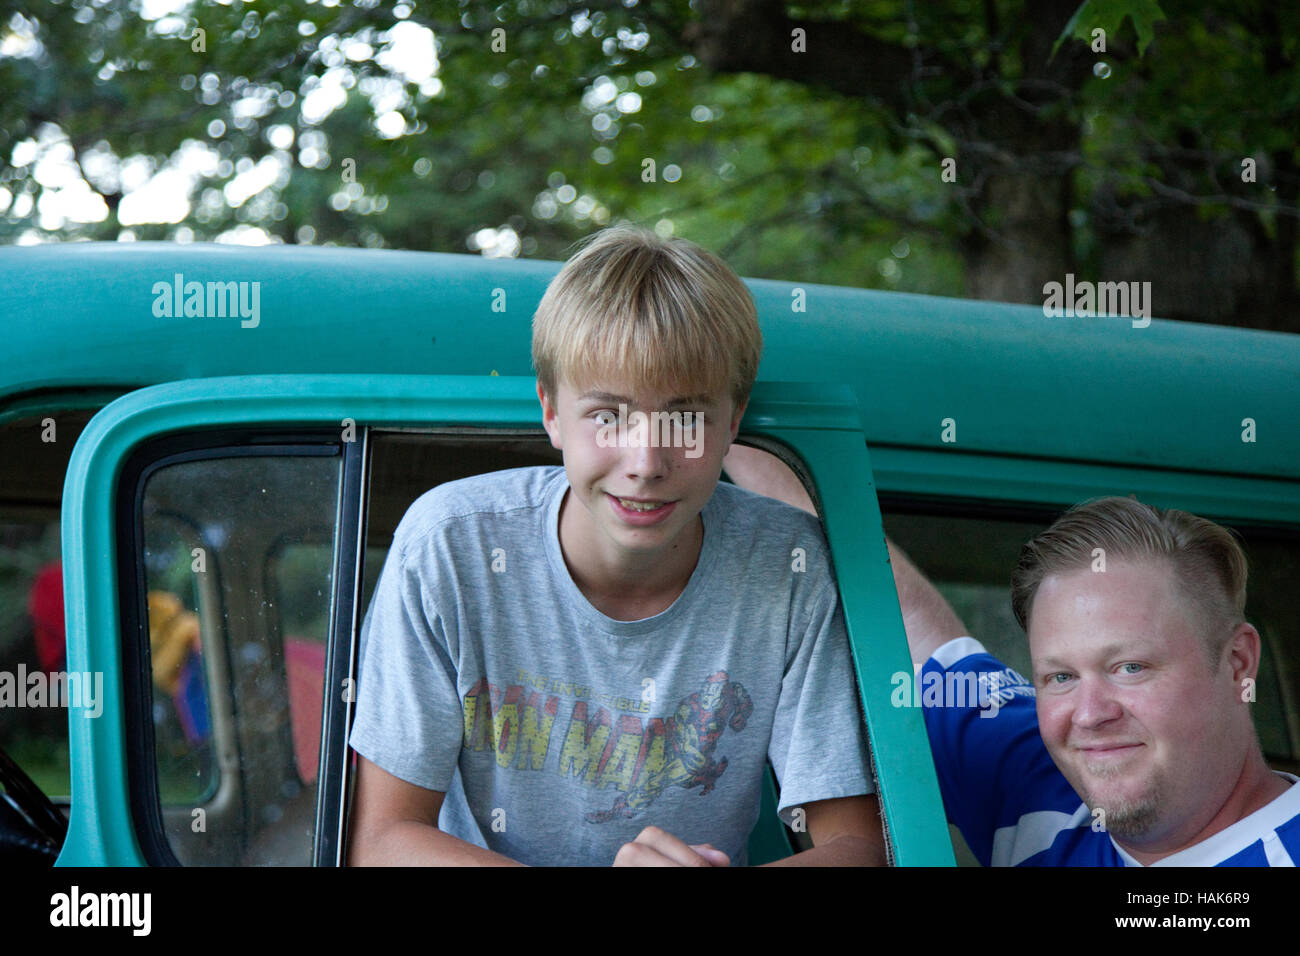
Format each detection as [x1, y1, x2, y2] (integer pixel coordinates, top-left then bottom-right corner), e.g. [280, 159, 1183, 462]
[349, 760, 735, 867]
[761, 794, 887, 866]
[613, 798, 886, 866]
[347, 756, 523, 866]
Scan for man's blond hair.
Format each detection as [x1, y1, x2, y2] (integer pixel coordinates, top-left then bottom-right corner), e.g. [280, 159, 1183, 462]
[1011, 496, 1248, 664]
[532, 224, 761, 410]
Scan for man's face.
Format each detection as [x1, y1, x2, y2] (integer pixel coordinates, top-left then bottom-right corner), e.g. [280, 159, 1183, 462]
[1028, 560, 1246, 847]
[539, 377, 745, 564]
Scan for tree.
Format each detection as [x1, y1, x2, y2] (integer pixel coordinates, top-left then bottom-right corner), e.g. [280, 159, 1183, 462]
[1, 0, 1295, 329]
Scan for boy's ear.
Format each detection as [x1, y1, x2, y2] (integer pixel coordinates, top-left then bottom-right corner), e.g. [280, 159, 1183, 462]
[538, 379, 562, 449]
[728, 398, 749, 444]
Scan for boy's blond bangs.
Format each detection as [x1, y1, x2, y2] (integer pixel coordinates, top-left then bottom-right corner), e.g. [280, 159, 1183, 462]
[533, 226, 761, 409]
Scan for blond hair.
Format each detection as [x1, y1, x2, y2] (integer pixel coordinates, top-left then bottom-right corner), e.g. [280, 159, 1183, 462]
[1011, 497, 1248, 662]
[532, 224, 761, 410]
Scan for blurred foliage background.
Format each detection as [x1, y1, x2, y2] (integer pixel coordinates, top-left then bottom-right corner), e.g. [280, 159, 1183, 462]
[0, 0, 1296, 329]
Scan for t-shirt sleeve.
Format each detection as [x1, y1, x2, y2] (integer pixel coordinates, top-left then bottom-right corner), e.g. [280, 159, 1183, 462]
[768, 576, 874, 825]
[919, 638, 1058, 866]
[347, 537, 464, 792]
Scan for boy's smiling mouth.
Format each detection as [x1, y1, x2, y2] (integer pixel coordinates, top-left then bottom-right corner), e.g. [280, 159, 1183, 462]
[607, 493, 678, 522]
[620, 498, 665, 511]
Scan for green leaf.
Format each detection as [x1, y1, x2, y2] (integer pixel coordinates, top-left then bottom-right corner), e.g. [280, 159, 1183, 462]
[1052, 0, 1167, 59]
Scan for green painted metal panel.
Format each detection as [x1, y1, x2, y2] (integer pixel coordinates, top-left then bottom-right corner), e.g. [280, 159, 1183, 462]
[58, 375, 950, 866]
[0, 388, 131, 427]
[5, 243, 1297, 483]
[752, 427, 955, 866]
[872, 446, 1300, 527]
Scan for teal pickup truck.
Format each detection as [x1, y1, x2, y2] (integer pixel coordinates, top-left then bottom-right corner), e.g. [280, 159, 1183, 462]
[1, 243, 1297, 866]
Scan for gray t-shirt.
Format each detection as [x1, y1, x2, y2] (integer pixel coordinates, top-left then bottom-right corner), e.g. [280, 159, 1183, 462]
[349, 466, 872, 866]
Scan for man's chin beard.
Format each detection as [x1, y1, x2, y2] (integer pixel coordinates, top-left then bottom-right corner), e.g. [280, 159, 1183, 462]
[1090, 796, 1161, 839]
[1079, 773, 1162, 840]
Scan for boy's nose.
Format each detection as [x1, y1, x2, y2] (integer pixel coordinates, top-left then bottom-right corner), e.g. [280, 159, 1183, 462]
[624, 417, 670, 479]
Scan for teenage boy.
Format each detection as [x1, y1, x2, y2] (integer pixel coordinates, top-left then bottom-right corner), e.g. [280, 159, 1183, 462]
[348, 225, 882, 866]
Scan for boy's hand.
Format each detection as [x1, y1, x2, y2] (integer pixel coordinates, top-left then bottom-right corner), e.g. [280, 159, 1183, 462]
[613, 826, 730, 867]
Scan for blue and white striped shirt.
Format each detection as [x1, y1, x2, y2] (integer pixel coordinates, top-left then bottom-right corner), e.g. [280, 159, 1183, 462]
[922, 637, 1299, 866]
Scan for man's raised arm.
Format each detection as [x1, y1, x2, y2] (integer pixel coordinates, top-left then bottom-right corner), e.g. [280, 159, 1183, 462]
[885, 541, 968, 669]
[723, 445, 968, 668]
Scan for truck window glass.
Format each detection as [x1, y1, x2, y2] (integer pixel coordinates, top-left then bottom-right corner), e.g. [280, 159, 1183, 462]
[137, 450, 341, 865]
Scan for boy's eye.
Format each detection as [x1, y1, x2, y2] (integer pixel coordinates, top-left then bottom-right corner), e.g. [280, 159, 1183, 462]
[1118, 662, 1144, 675]
[593, 410, 617, 427]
